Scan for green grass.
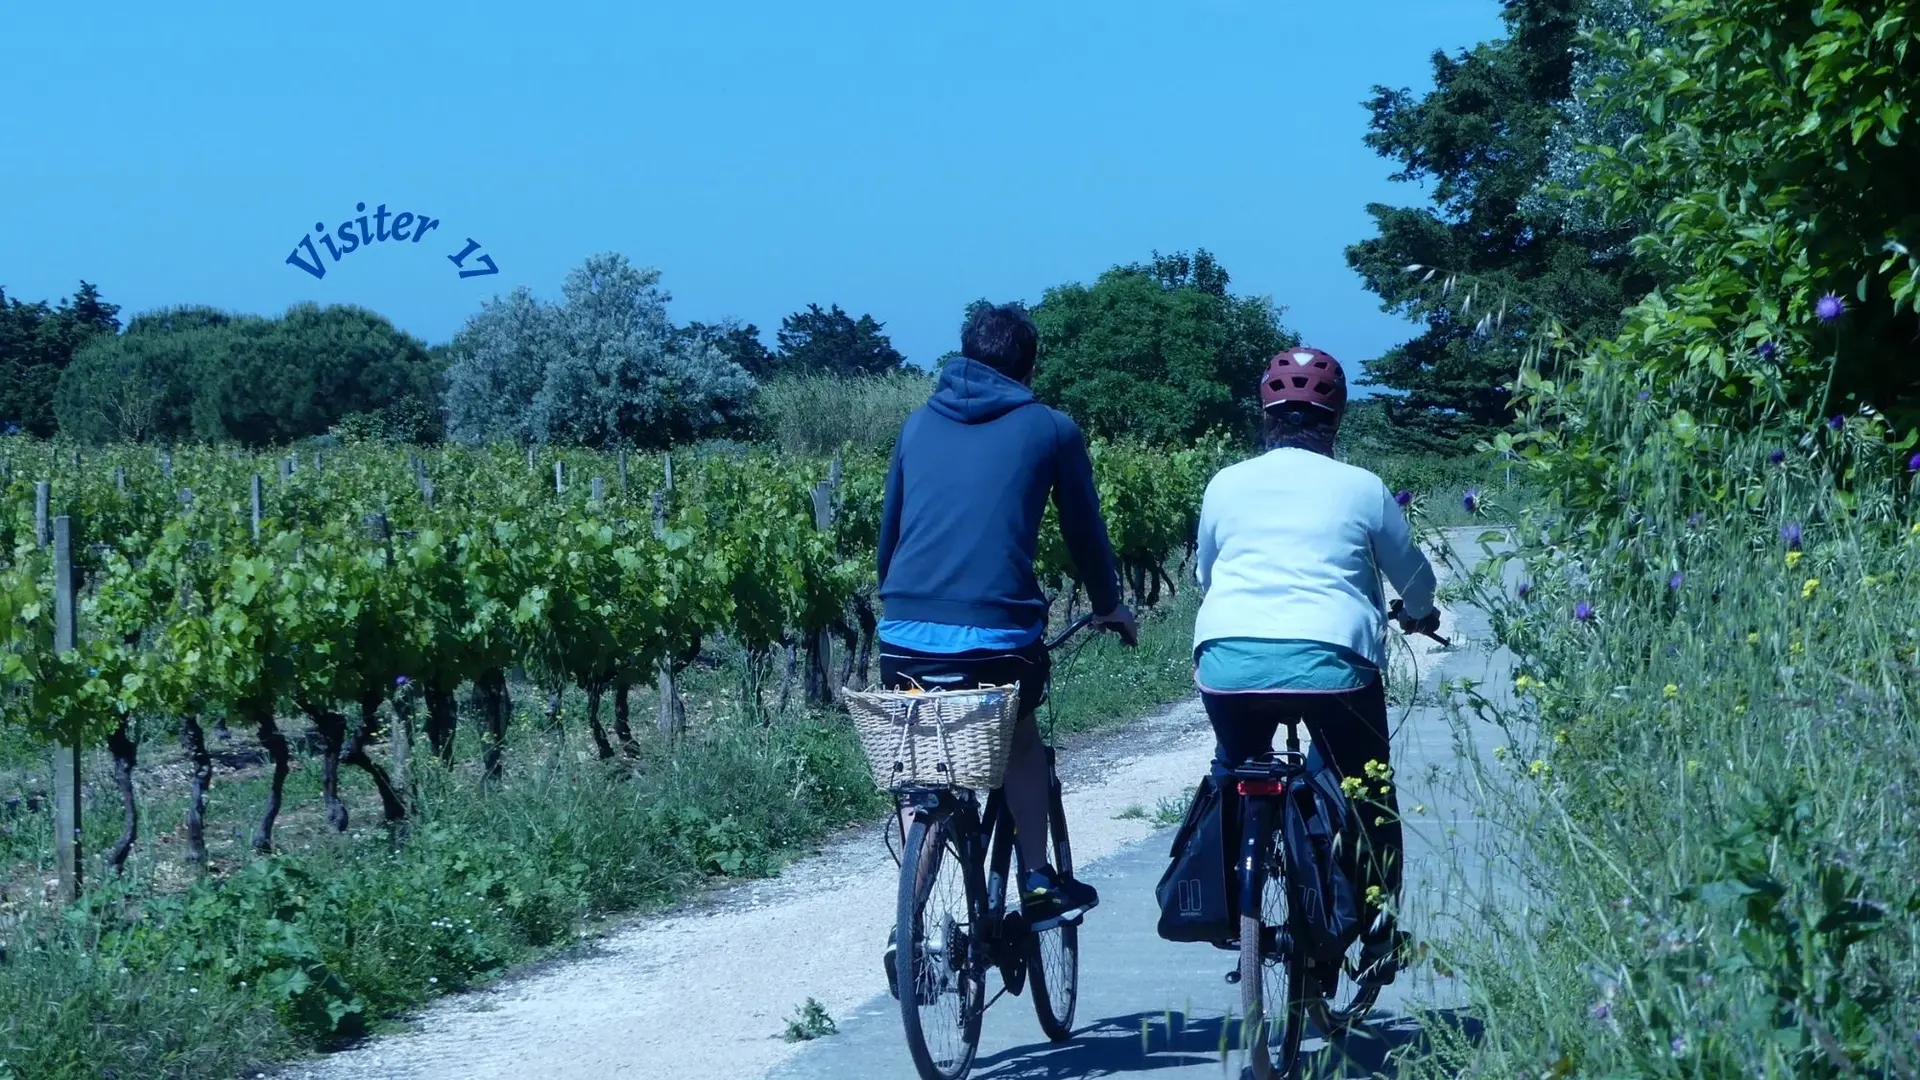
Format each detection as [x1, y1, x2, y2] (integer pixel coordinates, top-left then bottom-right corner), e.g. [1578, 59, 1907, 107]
[1401, 434, 1920, 1077]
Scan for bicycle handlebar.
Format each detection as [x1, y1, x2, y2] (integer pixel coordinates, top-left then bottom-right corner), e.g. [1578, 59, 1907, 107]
[1045, 614, 1099, 652]
[1388, 598, 1451, 647]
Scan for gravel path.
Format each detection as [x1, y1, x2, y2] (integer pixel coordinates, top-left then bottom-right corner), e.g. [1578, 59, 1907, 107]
[295, 531, 1496, 1080]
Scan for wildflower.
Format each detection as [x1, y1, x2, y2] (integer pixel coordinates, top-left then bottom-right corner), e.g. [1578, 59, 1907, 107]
[395, 675, 411, 687]
[1671, 1035, 1688, 1057]
[1493, 745, 1509, 760]
[1828, 415, 1845, 431]
[1363, 759, 1393, 780]
[1414, 804, 1428, 814]
[1394, 490, 1412, 507]
[1514, 673, 1537, 693]
[1758, 341, 1777, 361]
[1747, 631, 1759, 645]
[1365, 884, 1386, 907]
[1786, 550, 1804, 569]
[1463, 489, 1480, 513]
[1663, 683, 1679, 699]
[1780, 523, 1803, 550]
[1554, 729, 1568, 746]
[1517, 581, 1532, 601]
[1590, 1002, 1611, 1021]
[1529, 759, 1548, 778]
[1574, 601, 1594, 623]
[1816, 292, 1847, 321]
[1667, 571, 1683, 591]
[1637, 390, 1651, 401]
[1769, 449, 1786, 464]
[1802, 577, 1820, 599]
[1908, 452, 1920, 472]
[1340, 775, 1366, 799]
[1687, 511, 1704, 528]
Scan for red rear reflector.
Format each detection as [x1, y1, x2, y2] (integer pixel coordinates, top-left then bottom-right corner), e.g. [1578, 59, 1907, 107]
[1236, 780, 1287, 796]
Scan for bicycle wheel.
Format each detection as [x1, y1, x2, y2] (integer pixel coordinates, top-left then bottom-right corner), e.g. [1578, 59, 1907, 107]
[1026, 776, 1079, 1041]
[1240, 828, 1305, 1080]
[897, 812, 985, 1080]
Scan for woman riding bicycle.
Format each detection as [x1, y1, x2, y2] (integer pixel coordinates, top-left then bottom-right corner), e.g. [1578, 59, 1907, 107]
[1192, 346, 1440, 986]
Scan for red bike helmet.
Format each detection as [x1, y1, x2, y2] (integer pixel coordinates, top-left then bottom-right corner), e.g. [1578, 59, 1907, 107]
[1260, 347, 1347, 416]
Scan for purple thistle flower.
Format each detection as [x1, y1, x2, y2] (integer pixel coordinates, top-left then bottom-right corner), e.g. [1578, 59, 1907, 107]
[1667, 571, 1684, 591]
[1463, 489, 1480, 514]
[1828, 415, 1845, 431]
[1574, 601, 1595, 623]
[1908, 451, 1920, 472]
[1637, 390, 1651, 401]
[1768, 449, 1786, 465]
[1394, 490, 1413, 507]
[1758, 341, 1778, 361]
[1687, 511, 1704, 528]
[1517, 581, 1532, 601]
[395, 674, 411, 687]
[1816, 292, 1847, 322]
[1780, 523, 1803, 550]
[1590, 1001, 1610, 1021]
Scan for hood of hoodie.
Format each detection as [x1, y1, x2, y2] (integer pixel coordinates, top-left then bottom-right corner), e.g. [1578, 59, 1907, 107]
[926, 357, 1038, 424]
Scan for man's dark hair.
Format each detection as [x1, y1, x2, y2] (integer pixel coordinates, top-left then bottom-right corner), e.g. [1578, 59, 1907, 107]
[960, 303, 1038, 380]
[1261, 402, 1340, 455]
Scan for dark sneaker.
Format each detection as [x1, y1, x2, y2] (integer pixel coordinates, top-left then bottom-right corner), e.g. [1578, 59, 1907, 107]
[1355, 928, 1412, 987]
[1021, 866, 1098, 931]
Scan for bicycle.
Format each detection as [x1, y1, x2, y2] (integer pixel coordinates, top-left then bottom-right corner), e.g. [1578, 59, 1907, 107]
[1228, 603, 1448, 1079]
[886, 614, 1107, 1080]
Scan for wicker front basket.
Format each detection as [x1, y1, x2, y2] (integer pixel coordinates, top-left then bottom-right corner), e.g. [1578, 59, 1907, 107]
[842, 684, 1023, 792]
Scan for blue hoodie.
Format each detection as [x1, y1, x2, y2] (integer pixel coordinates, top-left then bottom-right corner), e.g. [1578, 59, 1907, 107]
[877, 358, 1124, 638]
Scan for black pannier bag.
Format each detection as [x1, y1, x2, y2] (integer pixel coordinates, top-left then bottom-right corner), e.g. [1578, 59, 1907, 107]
[1281, 754, 1367, 969]
[1154, 776, 1235, 943]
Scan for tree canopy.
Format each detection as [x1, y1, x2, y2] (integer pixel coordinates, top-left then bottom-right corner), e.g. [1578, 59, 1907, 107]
[55, 303, 442, 445]
[1031, 250, 1297, 444]
[0, 281, 122, 436]
[773, 303, 906, 376]
[1344, 0, 1658, 449]
[443, 253, 754, 448]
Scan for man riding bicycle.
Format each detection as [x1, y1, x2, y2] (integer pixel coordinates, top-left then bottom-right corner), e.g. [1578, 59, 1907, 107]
[876, 302, 1137, 929]
[1192, 346, 1440, 985]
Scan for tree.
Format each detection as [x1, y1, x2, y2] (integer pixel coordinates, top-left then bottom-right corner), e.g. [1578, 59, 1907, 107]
[443, 253, 755, 448]
[56, 303, 441, 445]
[681, 319, 774, 378]
[774, 303, 906, 376]
[1344, 0, 1658, 449]
[0, 281, 121, 436]
[1031, 249, 1297, 444]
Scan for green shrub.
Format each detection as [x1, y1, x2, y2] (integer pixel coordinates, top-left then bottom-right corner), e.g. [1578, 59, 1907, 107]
[756, 371, 931, 456]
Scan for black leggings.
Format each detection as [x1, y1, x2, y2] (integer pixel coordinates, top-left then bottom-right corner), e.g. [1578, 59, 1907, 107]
[1201, 680, 1402, 907]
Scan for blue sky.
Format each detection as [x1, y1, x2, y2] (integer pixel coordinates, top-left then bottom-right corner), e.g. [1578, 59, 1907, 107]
[1, 0, 1501, 377]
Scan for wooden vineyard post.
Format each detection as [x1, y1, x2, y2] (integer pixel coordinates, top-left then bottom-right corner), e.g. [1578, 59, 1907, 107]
[526, 445, 536, 472]
[590, 476, 605, 505]
[804, 478, 837, 707]
[160, 447, 173, 480]
[553, 460, 565, 494]
[34, 481, 49, 548]
[653, 487, 685, 737]
[51, 516, 82, 902]
[420, 476, 436, 510]
[114, 466, 126, 494]
[279, 457, 292, 481]
[250, 474, 263, 541]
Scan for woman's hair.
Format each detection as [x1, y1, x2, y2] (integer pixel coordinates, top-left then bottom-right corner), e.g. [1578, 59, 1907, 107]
[1261, 402, 1339, 454]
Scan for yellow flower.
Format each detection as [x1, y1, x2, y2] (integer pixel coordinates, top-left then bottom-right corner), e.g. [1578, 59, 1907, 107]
[1554, 729, 1568, 746]
[1364, 884, 1386, 907]
[1747, 631, 1759, 645]
[1363, 759, 1393, 780]
[1492, 745, 1509, 760]
[1790, 640, 1804, 655]
[1340, 775, 1366, 799]
[1786, 550, 1804, 569]
[1801, 577, 1820, 599]
[1662, 683, 1679, 699]
[1685, 759, 1702, 776]
[1529, 759, 1549, 778]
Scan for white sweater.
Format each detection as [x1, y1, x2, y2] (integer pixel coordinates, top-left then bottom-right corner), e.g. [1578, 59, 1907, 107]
[1192, 448, 1437, 669]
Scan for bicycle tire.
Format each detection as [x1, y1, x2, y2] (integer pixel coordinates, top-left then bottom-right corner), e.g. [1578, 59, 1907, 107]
[1240, 830, 1305, 1079]
[1026, 777, 1079, 1042]
[897, 812, 984, 1080]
